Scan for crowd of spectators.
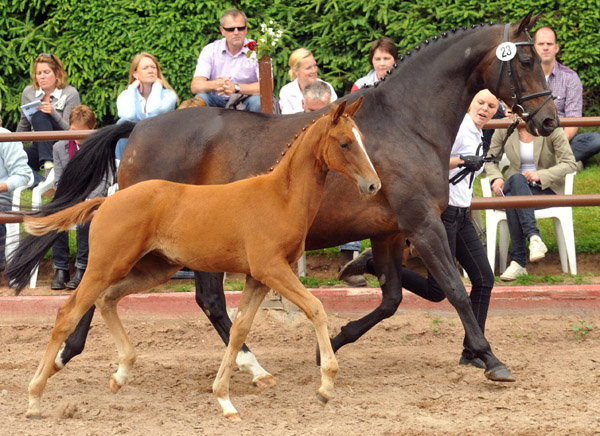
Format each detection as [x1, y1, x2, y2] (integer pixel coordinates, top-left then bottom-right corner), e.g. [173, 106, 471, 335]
[1, 10, 598, 288]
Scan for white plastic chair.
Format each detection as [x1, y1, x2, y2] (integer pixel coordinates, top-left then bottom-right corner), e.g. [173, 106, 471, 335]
[4, 172, 35, 262]
[481, 164, 577, 275]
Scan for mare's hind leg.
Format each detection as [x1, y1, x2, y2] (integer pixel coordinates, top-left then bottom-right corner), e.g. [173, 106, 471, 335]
[55, 305, 96, 369]
[328, 234, 406, 356]
[97, 254, 181, 394]
[26, 286, 105, 418]
[213, 276, 270, 421]
[257, 262, 338, 406]
[193, 271, 274, 387]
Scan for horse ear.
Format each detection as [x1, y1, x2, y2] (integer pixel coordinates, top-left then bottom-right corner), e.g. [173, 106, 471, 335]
[344, 96, 363, 118]
[331, 100, 347, 125]
[516, 9, 535, 35]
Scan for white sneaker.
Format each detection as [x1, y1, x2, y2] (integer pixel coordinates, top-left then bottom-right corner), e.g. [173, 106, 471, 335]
[529, 235, 548, 262]
[500, 261, 528, 281]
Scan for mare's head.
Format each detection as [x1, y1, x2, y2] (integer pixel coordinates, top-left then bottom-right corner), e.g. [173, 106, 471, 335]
[321, 96, 381, 197]
[483, 11, 558, 136]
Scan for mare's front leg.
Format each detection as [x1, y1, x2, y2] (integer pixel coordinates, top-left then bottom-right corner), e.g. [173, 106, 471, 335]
[408, 213, 514, 382]
[328, 234, 406, 355]
[213, 276, 270, 421]
[193, 270, 274, 387]
[26, 288, 103, 418]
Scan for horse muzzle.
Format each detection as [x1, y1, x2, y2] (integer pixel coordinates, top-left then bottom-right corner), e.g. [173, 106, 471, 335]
[356, 177, 382, 197]
[526, 114, 558, 137]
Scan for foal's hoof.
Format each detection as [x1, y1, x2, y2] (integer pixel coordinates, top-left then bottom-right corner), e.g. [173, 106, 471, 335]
[484, 365, 516, 382]
[252, 374, 277, 389]
[316, 390, 330, 406]
[109, 375, 123, 394]
[25, 411, 43, 419]
[225, 412, 242, 422]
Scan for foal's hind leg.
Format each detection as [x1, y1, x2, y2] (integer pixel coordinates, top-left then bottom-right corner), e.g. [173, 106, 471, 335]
[213, 276, 270, 421]
[193, 271, 274, 387]
[26, 288, 103, 418]
[97, 255, 181, 394]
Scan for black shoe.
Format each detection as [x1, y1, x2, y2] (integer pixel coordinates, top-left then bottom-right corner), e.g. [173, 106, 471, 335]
[51, 269, 70, 290]
[65, 268, 85, 289]
[337, 249, 372, 281]
[459, 355, 486, 369]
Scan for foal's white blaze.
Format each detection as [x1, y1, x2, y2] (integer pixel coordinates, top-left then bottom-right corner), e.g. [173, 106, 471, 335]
[352, 127, 376, 173]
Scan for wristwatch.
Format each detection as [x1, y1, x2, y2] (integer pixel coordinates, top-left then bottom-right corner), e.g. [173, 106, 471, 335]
[234, 83, 240, 93]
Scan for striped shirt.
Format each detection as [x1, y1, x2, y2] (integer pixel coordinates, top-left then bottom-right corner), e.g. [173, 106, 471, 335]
[546, 61, 583, 118]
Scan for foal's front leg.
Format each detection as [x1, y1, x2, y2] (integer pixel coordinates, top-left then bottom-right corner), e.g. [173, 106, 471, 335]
[260, 263, 338, 406]
[193, 270, 275, 387]
[213, 276, 270, 421]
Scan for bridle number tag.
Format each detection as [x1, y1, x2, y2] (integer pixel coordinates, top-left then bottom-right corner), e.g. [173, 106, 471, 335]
[496, 42, 517, 61]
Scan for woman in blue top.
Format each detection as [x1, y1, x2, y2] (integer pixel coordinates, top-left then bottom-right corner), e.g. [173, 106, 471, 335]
[115, 52, 178, 159]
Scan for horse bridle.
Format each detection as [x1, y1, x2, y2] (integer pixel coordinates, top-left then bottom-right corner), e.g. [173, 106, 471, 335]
[486, 23, 554, 164]
[496, 23, 553, 122]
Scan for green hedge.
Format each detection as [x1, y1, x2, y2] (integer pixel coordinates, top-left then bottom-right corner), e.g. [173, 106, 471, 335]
[1, 0, 598, 129]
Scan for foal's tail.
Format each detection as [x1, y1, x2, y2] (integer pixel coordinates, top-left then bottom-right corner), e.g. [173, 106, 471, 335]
[5, 122, 135, 294]
[24, 197, 105, 236]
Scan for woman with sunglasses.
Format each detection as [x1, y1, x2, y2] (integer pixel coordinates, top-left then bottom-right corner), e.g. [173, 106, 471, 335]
[17, 53, 81, 181]
[115, 52, 178, 159]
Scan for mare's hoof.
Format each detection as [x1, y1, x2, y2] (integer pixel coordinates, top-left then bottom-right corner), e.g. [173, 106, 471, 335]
[253, 374, 277, 389]
[316, 391, 330, 406]
[225, 412, 241, 422]
[109, 375, 123, 393]
[484, 365, 516, 382]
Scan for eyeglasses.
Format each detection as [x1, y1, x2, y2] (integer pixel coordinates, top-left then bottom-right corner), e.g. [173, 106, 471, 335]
[39, 53, 54, 59]
[222, 26, 247, 32]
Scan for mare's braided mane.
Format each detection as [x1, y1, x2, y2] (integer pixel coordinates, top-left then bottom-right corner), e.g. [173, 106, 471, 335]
[363, 22, 498, 90]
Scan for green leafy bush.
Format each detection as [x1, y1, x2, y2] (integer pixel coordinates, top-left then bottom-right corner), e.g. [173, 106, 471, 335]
[1, 0, 598, 130]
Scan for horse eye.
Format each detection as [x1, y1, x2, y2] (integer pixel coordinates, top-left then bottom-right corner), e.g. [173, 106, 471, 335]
[521, 58, 533, 69]
[340, 143, 350, 150]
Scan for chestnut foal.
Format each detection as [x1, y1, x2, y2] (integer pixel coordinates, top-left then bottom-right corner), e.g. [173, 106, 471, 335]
[22, 97, 380, 421]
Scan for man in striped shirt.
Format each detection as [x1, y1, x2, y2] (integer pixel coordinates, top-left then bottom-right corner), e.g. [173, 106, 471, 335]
[534, 26, 600, 167]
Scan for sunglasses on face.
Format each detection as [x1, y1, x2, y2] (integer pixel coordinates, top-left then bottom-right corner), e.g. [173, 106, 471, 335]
[222, 26, 246, 32]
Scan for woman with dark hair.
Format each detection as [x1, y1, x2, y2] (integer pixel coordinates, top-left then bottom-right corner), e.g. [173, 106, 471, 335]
[17, 53, 81, 178]
[115, 52, 178, 159]
[350, 37, 398, 92]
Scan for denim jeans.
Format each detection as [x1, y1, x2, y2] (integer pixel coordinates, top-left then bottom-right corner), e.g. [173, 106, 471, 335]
[195, 93, 261, 113]
[52, 221, 90, 271]
[570, 132, 600, 163]
[26, 111, 63, 170]
[503, 173, 555, 267]
[400, 206, 494, 359]
[340, 241, 362, 252]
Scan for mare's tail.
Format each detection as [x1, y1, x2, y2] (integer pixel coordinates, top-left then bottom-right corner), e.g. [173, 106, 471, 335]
[24, 197, 105, 236]
[5, 122, 135, 294]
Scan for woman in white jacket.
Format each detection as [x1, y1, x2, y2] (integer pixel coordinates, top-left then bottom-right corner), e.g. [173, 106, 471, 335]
[115, 52, 178, 159]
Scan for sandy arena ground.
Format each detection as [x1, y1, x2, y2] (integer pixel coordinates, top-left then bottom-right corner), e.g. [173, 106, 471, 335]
[2, 307, 600, 436]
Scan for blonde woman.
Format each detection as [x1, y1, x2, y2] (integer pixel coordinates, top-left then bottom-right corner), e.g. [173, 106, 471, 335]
[17, 53, 81, 177]
[115, 52, 178, 158]
[279, 48, 337, 114]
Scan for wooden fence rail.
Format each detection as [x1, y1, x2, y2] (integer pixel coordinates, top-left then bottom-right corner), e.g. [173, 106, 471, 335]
[0, 116, 597, 226]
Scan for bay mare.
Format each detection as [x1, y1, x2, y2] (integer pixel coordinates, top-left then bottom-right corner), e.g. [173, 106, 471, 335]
[7, 13, 557, 387]
[21, 99, 381, 420]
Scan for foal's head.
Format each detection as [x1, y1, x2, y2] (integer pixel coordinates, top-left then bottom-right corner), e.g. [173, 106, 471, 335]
[322, 97, 381, 197]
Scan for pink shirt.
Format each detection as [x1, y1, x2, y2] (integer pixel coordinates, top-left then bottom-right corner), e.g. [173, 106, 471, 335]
[193, 38, 260, 97]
